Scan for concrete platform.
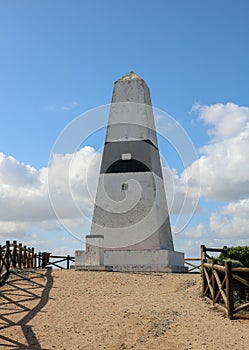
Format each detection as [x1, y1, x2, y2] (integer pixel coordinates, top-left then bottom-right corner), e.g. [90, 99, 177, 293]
[75, 265, 113, 272]
[75, 248, 188, 273]
[110, 264, 187, 273]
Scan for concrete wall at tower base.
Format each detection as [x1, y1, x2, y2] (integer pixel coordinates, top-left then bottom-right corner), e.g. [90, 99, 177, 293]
[75, 235, 104, 267]
[110, 264, 187, 273]
[104, 249, 187, 272]
[75, 248, 188, 273]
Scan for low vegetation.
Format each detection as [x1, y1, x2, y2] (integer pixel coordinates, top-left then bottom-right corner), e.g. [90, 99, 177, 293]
[218, 246, 249, 267]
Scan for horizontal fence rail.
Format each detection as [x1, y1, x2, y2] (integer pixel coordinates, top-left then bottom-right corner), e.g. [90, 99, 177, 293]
[1, 241, 75, 285]
[201, 245, 249, 319]
[35, 252, 75, 269]
[0, 240, 35, 283]
[184, 258, 202, 273]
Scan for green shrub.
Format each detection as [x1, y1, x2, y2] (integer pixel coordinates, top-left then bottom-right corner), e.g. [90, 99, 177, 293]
[217, 258, 244, 267]
[218, 246, 249, 267]
[207, 257, 243, 268]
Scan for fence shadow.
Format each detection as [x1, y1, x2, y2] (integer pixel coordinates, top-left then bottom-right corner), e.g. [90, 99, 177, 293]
[0, 268, 53, 349]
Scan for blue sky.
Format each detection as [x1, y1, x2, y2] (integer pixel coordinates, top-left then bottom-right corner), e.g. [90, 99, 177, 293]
[0, 0, 249, 258]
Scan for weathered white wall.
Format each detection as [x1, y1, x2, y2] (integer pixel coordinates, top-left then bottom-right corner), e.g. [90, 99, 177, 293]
[104, 249, 184, 266]
[90, 172, 173, 250]
[75, 250, 85, 266]
[106, 73, 157, 145]
[85, 235, 104, 265]
[106, 103, 157, 145]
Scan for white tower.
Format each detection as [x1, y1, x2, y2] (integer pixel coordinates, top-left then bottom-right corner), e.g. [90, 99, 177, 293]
[91, 72, 174, 250]
[75, 72, 187, 272]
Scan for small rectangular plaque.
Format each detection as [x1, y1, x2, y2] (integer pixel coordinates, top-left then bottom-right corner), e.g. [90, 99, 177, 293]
[121, 153, 131, 160]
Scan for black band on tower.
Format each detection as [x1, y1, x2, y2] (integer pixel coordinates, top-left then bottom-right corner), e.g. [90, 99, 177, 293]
[100, 139, 163, 178]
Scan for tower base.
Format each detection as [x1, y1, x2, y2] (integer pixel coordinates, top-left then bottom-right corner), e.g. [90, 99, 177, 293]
[75, 237, 188, 273]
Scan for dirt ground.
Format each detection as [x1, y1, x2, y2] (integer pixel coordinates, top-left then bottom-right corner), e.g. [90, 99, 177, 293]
[0, 269, 249, 349]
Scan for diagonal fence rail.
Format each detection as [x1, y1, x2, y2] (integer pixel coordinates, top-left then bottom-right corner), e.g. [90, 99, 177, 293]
[35, 252, 75, 269]
[184, 258, 201, 273]
[201, 245, 249, 319]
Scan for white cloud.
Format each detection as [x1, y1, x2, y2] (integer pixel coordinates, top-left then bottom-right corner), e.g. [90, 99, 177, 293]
[209, 199, 249, 239]
[0, 147, 101, 237]
[166, 102, 249, 246]
[192, 102, 249, 140]
[47, 100, 79, 111]
[48, 146, 101, 221]
[0, 153, 39, 187]
[163, 166, 200, 215]
[0, 153, 51, 221]
[180, 224, 207, 239]
[221, 198, 249, 219]
[24, 236, 79, 257]
[187, 102, 249, 201]
[61, 101, 79, 111]
[0, 221, 29, 238]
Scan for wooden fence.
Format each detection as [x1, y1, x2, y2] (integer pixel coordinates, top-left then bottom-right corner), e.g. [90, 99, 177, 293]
[201, 245, 249, 319]
[184, 257, 201, 273]
[35, 252, 75, 269]
[0, 240, 35, 283]
[0, 240, 75, 282]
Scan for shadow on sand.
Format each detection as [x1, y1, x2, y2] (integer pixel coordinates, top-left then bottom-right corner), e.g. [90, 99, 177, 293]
[0, 268, 53, 349]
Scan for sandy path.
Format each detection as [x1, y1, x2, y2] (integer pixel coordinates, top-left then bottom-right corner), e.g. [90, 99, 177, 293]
[1, 269, 249, 349]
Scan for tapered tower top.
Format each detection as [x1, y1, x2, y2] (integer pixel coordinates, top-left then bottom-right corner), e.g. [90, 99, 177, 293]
[112, 71, 151, 105]
[107, 71, 157, 146]
[116, 71, 144, 83]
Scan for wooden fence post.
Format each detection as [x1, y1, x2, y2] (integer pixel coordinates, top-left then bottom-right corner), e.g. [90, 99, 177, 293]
[1, 241, 40, 280]
[34, 253, 37, 268]
[201, 245, 207, 296]
[225, 261, 234, 319]
[31, 248, 35, 268]
[18, 243, 22, 268]
[67, 255, 70, 269]
[201, 244, 206, 261]
[23, 246, 27, 268]
[0, 244, 2, 273]
[38, 252, 41, 268]
[211, 259, 215, 304]
[12, 240, 17, 268]
[27, 248, 31, 268]
[6, 241, 11, 271]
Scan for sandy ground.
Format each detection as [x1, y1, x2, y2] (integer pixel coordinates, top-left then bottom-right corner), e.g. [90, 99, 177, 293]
[0, 269, 249, 350]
